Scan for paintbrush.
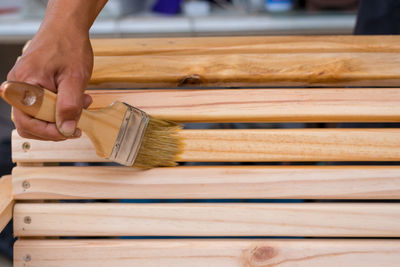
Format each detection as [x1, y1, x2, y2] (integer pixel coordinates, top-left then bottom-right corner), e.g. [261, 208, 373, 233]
[0, 81, 182, 168]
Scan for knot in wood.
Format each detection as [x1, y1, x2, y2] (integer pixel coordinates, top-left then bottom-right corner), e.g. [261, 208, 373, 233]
[251, 246, 277, 263]
[178, 74, 204, 87]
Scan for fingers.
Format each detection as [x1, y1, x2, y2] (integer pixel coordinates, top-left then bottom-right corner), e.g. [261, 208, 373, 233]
[13, 108, 81, 141]
[83, 93, 93, 109]
[12, 93, 91, 141]
[55, 75, 87, 137]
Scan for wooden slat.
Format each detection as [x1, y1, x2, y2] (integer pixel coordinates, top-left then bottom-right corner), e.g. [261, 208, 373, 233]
[13, 203, 400, 237]
[91, 36, 400, 56]
[0, 175, 13, 232]
[14, 239, 400, 267]
[89, 53, 400, 88]
[0, 176, 13, 232]
[86, 88, 400, 122]
[12, 129, 400, 163]
[12, 166, 400, 200]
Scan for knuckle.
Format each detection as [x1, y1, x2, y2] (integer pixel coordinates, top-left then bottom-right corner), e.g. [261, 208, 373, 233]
[57, 102, 82, 116]
[65, 68, 91, 81]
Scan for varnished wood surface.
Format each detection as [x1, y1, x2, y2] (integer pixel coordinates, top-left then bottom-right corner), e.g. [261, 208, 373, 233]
[86, 88, 400, 122]
[91, 36, 400, 56]
[12, 129, 400, 163]
[0, 176, 13, 232]
[12, 166, 400, 200]
[13, 203, 400, 237]
[89, 53, 400, 88]
[14, 239, 400, 267]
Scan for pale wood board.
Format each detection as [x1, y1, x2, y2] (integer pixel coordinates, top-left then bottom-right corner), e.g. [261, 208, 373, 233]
[0, 176, 13, 232]
[86, 88, 400, 122]
[13, 203, 400, 237]
[89, 53, 400, 88]
[90, 36, 400, 56]
[14, 239, 400, 267]
[12, 129, 400, 163]
[12, 166, 400, 200]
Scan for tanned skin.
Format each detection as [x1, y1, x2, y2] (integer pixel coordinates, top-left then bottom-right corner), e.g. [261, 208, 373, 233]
[4, 0, 108, 140]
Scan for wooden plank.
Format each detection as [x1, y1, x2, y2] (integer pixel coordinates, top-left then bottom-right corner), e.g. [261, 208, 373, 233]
[14, 239, 400, 267]
[86, 88, 400, 122]
[91, 36, 400, 56]
[12, 129, 400, 163]
[12, 166, 400, 200]
[13, 203, 400, 237]
[89, 53, 400, 88]
[0, 175, 14, 232]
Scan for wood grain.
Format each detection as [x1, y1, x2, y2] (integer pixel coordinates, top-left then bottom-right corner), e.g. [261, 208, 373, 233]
[86, 88, 400, 122]
[89, 53, 400, 88]
[12, 129, 400, 163]
[90, 36, 400, 56]
[0, 176, 14, 232]
[12, 166, 400, 200]
[13, 203, 400, 237]
[14, 239, 400, 267]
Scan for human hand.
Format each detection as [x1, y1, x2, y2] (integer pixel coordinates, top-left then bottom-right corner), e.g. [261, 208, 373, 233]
[5, 27, 93, 141]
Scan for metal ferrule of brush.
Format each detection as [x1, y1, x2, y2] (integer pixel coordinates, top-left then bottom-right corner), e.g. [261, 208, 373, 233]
[109, 103, 149, 166]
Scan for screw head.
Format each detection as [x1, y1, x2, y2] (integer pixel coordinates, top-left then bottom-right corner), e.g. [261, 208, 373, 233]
[22, 180, 30, 190]
[24, 216, 31, 224]
[22, 142, 31, 152]
[23, 254, 31, 262]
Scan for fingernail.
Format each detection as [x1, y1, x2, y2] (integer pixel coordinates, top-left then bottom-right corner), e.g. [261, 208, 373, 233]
[60, 120, 76, 137]
[72, 128, 81, 138]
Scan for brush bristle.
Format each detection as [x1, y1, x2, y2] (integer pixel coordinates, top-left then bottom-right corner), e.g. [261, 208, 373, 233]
[132, 116, 183, 169]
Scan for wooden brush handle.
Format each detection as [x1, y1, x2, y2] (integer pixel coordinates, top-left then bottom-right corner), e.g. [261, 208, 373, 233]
[1, 81, 58, 122]
[1, 81, 127, 158]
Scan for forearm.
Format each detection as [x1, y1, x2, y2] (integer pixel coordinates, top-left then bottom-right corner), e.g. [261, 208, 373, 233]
[38, 0, 108, 37]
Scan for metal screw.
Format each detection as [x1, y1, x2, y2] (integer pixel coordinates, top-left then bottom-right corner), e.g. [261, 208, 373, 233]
[22, 180, 30, 190]
[23, 254, 31, 262]
[24, 216, 31, 224]
[22, 142, 31, 152]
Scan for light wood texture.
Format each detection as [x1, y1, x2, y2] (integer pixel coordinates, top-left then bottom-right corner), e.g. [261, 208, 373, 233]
[14, 239, 400, 267]
[12, 166, 400, 200]
[87, 88, 400, 122]
[13, 203, 400, 237]
[12, 129, 400, 163]
[89, 53, 400, 88]
[0, 176, 14, 232]
[91, 36, 400, 56]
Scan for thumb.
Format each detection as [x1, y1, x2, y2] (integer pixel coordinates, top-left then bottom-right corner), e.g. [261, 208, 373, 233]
[56, 77, 86, 137]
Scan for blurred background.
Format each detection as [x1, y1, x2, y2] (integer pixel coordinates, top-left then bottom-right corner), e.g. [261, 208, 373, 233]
[0, 0, 360, 265]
